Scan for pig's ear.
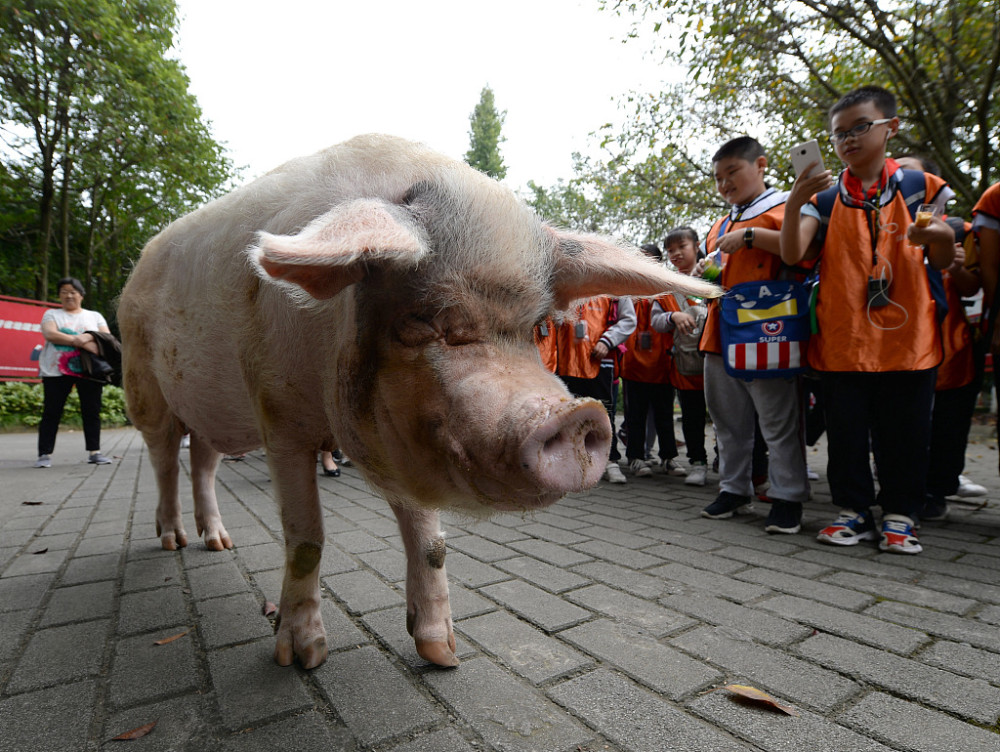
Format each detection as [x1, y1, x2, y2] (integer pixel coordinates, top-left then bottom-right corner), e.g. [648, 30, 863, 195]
[549, 230, 720, 309]
[254, 198, 430, 299]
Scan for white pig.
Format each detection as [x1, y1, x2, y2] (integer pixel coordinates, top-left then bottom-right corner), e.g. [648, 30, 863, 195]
[118, 134, 718, 670]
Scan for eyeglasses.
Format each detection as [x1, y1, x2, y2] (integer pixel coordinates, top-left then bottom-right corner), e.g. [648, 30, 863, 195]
[829, 118, 892, 144]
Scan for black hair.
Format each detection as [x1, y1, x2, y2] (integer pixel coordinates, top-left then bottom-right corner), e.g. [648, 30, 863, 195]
[639, 242, 662, 261]
[829, 85, 897, 122]
[896, 153, 940, 177]
[664, 227, 705, 260]
[57, 277, 85, 295]
[712, 136, 766, 164]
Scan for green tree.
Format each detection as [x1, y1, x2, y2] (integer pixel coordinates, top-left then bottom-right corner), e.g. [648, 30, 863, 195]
[0, 0, 234, 313]
[464, 85, 507, 180]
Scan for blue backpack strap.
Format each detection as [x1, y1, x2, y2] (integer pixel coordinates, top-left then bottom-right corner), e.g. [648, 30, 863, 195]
[896, 168, 948, 321]
[716, 215, 731, 242]
[811, 185, 839, 246]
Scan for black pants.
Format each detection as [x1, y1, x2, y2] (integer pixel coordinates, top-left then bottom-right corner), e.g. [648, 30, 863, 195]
[926, 377, 982, 499]
[562, 364, 621, 462]
[676, 388, 708, 464]
[622, 379, 677, 462]
[821, 369, 936, 517]
[38, 376, 104, 456]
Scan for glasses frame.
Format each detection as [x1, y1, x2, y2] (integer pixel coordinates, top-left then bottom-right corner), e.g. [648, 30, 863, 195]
[829, 118, 893, 145]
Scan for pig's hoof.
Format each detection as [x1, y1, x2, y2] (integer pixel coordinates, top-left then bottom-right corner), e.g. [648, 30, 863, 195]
[415, 637, 460, 668]
[158, 527, 188, 550]
[198, 521, 234, 551]
[274, 632, 328, 669]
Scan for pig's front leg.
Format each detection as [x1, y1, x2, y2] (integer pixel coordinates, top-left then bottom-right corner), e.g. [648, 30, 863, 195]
[390, 503, 458, 667]
[270, 450, 328, 669]
[189, 434, 232, 550]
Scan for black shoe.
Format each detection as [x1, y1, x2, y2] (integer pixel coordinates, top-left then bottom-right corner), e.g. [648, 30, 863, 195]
[702, 491, 751, 519]
[919, 495, 948, 521]
[322, 467, 341, 477]
[765, 500, 803, 534]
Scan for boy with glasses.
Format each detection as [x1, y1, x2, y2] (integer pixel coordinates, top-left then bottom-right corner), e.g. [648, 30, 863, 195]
[781, 86, 955, 554]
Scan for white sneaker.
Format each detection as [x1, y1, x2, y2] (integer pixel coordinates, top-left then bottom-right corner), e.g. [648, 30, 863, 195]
[604, 462, 627, 484]
[180, 434, 191, 449]
[662, 458, 688, 476]
[629, 459, 653, 477]
[806, 464, 819, 481]
[956, 475, 987, 498]
[684, 462, 708, 486]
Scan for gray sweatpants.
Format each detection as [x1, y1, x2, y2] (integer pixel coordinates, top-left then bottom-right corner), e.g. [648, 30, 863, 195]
[704, 354, 809, 502]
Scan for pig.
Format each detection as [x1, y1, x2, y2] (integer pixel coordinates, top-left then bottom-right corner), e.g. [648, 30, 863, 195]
[118, 134, 719, 670]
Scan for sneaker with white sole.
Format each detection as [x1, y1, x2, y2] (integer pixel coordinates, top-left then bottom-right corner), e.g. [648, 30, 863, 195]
[34, 454, 52, 468]
[629, 459, 653, 477]
[764, 500, 803, 534]
[604, 462, 627, 484]
[684, 462, 708, 486]
[817, 509, 877, 546]
[702, 491, 751, 519]
[88, 453, 112, 465]
[955, 475, 987, 498]
[879, 514, 922, 554]
[662, 458, 688, 476]
[806, 465, 819, 481]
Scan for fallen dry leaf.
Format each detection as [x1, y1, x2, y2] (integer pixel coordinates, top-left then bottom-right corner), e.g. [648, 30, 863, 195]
[111, 720, 157, 741]
[153, 629, 190, 646]
[262, 601, 278, 617]
[21, 501, 43, 506]
[31, 548, 48, 555]
[721, 684, 799, 716]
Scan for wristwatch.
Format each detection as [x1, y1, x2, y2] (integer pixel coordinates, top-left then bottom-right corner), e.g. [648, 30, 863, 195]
[743, 227, 755, 249]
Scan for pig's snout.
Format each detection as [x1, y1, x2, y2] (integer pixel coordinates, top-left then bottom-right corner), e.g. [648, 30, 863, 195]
[522, 399, 611, 493]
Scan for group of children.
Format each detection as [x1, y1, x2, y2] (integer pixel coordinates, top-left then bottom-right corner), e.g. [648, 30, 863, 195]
[537, 84, 999, 556]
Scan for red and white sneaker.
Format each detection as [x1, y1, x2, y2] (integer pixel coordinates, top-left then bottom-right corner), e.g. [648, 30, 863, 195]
[817, 510, 877, 546]
[879, 514, 922, 555]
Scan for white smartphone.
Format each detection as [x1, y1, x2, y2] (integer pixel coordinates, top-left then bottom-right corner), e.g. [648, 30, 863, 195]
[790, 139, 825, 178]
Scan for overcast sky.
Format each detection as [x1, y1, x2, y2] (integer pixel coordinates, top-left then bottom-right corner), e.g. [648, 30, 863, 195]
[172, 0, 675, 190]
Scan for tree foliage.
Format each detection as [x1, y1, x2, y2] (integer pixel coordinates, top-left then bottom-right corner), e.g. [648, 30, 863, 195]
[0, 0, 234, 318]
[464, 85, 507, 180]
[528, 0, 1000, 241]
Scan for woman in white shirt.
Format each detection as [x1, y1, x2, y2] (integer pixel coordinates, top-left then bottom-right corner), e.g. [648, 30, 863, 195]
[34, 277, 113, 468]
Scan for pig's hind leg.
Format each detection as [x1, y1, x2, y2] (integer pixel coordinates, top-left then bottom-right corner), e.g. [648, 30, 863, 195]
[189, 435, 232, 551]
[391, 503, 459, 667]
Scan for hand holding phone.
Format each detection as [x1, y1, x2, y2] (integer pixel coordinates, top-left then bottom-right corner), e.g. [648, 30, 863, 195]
[790, 140, 825, 178]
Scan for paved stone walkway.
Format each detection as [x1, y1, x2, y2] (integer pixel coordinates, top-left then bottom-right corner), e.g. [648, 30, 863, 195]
[1, 425, 999, 752]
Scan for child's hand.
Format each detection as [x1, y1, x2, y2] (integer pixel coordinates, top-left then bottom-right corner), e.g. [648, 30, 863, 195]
[788, 163, 834, 209]
[693, 258, 708, 276]
[671, 311, 697, 335]
[947, 243, 966, 273]
[716, 230, 746, 255]
[907, 215, 953, 247]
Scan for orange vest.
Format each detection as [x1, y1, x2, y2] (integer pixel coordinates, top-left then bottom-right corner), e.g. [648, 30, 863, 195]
[661, 294, 706, 391]
[699, 192, 787, 355]
[555, 298, 614, 380]
[535, 318, 558, 373]
[621, 297, 672, 384]
[809, 174, 945, 372]
[935, 227, 977, 390]
[973, 182, 1000, 223]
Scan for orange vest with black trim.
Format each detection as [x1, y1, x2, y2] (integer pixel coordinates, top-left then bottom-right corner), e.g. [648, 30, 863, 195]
[535, 318, 558, 373]
[809, 173, 945, 372]
[621, 297, 672, 384]
[699, 192, 787, 355]
[555, 298, 614, 380]
[935, 226, 977, 391]
[661, 294, 706, 391]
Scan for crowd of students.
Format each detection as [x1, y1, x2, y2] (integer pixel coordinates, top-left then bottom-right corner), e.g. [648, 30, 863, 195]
[536, 85, 1000, 557]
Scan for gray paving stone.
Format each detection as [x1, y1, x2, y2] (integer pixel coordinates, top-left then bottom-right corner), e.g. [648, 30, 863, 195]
[797, 632, 1000, 724]
[235, 541, 285, 573]
[385, 726, 477, 752]
[323, 569, 405, 614]
[361, 605, 477, 667]
[2, 547, 67, 577]
[736, 566, 876, 610]
[661, 592, 812, 646]
[446, 534, 516, 562]
[715, 544, 831, 577]
[978, 604, 1000, 626]
[314, 645, 441, 745]
[444, 551, 509, 588]
[423, 657, 593, 752]
[0, 680, 95, 752]
[508, 538, 594, 567]
[687, 687, 894, 752]
[358, 546, 407, 582]
[456, 610, 591, 685]
[109, 630, 200, 708]
[671, 626, 861, 713]
[493, 555, 589, 595]
[118, 586, 189, 635]
[447, 582, 498, 620]
[561, 618, 720, 699]
[39, 579, 115, 627]
[549, 669, 752, 752]
[0, 608, 32, 668]
[573, 524, 660, 548]
[566, 583, 697, 638]
[758, 594, 931, 655]
[219, 711, 354, 751]
[320, 596, 371, 651]
[838, 691, 1000, 752]
[822, 570, 978, 614]
[863, 599, 1000, 652]
[187, 559, 251, 600]
[197, 591, 274, 648]
[0, 571, 55, 613]
[31, 531, 79, 552]
[648, 562, 771, 603]
[571, 539, 663, 569]
[516, 522, 591, 545]
[453, 519, 531, 544]
[104, 694, 213, 751]
[7, 619, 111, 692]
[207, 639, 313, 730]
[918, 640, 1000, 685]
[642, 541, 749, 573]
[328, 529, 388, 554]
[917, 572, 1000, 605]
[121, 554, 180, 592]
[479, 579, 591, 632]
[572, 560, 679, 599]
[73, 532, 126, 559]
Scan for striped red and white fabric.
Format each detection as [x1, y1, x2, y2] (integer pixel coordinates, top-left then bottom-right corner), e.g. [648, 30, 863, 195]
[727, 341, 802, 372]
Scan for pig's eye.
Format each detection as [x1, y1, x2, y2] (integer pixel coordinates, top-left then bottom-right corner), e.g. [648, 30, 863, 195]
[394, 315, 438, 347]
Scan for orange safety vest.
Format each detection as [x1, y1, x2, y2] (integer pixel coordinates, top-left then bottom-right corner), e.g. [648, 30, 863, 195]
[809, 174, 945, 372]
[555, 298, 615, 380]
[534, 318, 558, 373]
[935, 227, 977, 391]
[620, 297, 672, 384]
[661, 294, 706, 391]
[972, 182, 1000, 224]
[699, 191, 787, 355]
